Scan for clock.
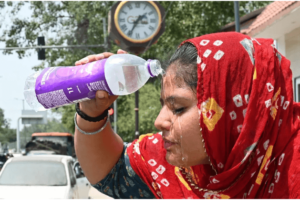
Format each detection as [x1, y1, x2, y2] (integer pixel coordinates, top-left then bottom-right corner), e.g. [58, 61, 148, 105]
[114, 1, 162, 43]
[108, 1, 165, 54]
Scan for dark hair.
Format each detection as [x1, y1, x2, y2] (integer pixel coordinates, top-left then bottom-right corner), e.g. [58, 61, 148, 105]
[166, 42, 198, 93]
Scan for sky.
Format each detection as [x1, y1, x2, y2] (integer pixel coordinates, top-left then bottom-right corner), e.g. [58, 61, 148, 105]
[0, 3, 61, 130]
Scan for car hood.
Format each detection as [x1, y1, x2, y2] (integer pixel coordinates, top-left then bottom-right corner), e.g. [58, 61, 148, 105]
[0, 185, 68, 199]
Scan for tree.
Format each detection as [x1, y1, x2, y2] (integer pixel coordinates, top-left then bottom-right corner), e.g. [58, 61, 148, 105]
[0, 1, 271, 141]
[0, 108, 16, 145]
[0, 1, 4, 7]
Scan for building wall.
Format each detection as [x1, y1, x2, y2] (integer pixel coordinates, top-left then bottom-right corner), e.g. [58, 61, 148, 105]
[285, 26, 300, 101]
[286, 26, 300, 78]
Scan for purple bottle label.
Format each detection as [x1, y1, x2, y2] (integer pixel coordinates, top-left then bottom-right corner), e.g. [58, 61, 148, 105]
[35, 59, 113, 109]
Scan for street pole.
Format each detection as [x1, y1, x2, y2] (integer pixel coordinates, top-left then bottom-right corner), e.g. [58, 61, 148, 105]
[14, 99, 24, 153]
[234, 1, 240, 32]
[113, 101, 117, 133]
[16, 117, 21, 153]
[135, 91, 139, 139]
[0, 45, 106, 51]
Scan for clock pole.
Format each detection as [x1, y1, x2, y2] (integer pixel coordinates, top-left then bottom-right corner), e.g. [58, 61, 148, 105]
[135, 91, 139, 139]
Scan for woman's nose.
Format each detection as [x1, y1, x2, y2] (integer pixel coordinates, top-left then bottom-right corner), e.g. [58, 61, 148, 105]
[154, 107, 172, 131]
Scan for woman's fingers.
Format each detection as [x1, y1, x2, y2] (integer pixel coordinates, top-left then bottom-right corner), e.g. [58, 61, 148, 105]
[75, 49, 127, 65]
[95, 90, 118, 110]
[75, 49, 127, 66]
[101, 52, 116, 58]
[117, 49, 128, 54]
[75, 52, 115, 66]
[75, 55, 95, 66]
[79, 90, 118, 117]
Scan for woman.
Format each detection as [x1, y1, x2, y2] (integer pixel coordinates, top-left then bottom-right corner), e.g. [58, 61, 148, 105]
[74, 32, 300, 198]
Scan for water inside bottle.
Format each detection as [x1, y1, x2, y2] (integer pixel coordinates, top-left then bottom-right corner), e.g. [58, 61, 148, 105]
[122, 65, 142, 93]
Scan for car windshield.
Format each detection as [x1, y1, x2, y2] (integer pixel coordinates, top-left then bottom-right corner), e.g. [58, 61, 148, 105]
[0, 160, 67, 186]
[27, 151, 56, 155]
[35, 136, 68, 146]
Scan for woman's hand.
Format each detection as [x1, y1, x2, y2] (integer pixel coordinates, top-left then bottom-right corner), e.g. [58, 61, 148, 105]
[75, 49, 128, 117]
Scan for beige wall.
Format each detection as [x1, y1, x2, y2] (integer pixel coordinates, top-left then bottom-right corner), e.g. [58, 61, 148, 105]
[285, 26, 300, 100]
[286, 26, 300, 79]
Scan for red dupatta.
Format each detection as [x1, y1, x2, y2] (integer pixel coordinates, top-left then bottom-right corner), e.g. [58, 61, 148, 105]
[126, 32, 300, 198]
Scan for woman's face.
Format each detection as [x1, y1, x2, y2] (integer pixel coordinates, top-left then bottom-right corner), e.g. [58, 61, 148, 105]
[154, 66, 209, 167]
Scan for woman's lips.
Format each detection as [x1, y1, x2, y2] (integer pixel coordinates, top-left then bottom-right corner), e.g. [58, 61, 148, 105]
[163, 139, 176, 150]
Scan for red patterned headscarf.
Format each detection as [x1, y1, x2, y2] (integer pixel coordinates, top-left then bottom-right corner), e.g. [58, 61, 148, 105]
[127, 32, 300, 198]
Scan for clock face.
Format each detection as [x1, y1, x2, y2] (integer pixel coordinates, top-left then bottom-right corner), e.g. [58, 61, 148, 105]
[115, 1, 161, 43]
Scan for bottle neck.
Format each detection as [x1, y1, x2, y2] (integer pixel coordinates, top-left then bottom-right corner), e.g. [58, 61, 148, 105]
[146, 59, 162, 77]
[147, 59, 155, 77]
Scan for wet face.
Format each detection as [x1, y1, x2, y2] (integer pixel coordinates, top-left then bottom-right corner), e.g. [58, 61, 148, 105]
[154, 65, 209, 167]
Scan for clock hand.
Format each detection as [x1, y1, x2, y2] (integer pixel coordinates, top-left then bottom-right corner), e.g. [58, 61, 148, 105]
[128, 15, 142, 36]
[128, 13, 147, 36]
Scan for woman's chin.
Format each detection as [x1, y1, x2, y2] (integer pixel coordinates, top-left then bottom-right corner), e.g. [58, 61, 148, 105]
[165, 151, 206, 167]
[165, 151, 187, 167]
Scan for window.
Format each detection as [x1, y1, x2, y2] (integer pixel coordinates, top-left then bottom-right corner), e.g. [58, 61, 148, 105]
[294, 76, 300, 102]
[0, 161, 67, 186]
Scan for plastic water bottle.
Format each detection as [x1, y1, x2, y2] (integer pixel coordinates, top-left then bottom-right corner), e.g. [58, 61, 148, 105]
[24, 54, 162, 111]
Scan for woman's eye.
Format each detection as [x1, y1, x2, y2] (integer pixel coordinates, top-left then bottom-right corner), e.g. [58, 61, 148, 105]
[173, 107, 185, 115]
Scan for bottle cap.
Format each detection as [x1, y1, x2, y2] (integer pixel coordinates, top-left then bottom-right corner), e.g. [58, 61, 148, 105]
[147, 59, 162, 77]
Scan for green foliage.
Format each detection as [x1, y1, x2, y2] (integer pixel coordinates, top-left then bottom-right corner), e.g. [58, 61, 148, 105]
[1, 1, 271, 141]
[0, 1, 4, 9]
[57, 105, 76, 134]
[0, 108, 16, 144]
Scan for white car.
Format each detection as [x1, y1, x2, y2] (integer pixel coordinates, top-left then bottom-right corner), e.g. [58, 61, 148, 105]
[0, 155, 80, 199]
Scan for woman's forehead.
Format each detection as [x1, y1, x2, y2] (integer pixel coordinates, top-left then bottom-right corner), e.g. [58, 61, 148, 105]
[162, 71, 180, 89]
[161, 72, 194, 99]
[162, 67, 187, 89]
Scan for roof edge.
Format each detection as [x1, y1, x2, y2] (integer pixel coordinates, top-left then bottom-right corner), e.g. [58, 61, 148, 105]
[247, 1, 300, 36]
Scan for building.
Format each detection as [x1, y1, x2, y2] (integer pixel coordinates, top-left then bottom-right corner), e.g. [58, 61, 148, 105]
[221, 1, 300, 102]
